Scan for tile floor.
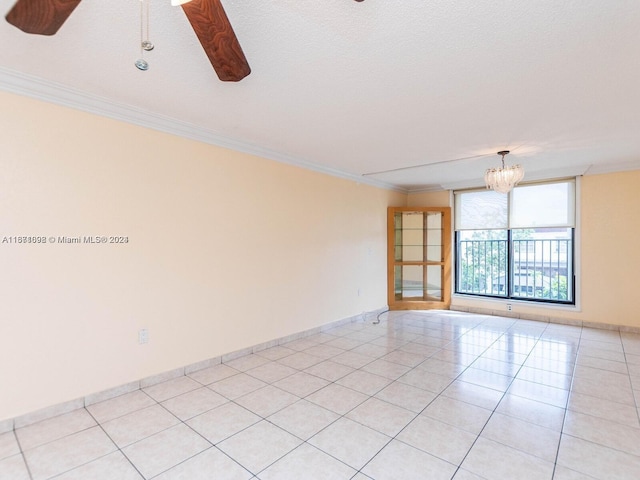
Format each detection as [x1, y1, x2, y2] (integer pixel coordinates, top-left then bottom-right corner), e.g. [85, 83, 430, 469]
[2, 310, 640, 479]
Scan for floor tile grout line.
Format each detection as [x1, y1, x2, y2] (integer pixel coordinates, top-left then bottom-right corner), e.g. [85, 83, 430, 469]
[447, 317, 561, 478]
[130, 331, 388, 469]
[15, 396, 166, 476]
[11, 428, 34, 480]
[84, 405, 148, 480]
[245, 312, 448, 476]
[230, 323, 431, 404]
[191, 351, 367, 476]
[15, 412, 123, 480]
[344, 312, 496, 477]
[557, 329, 640, 462]
[85, 389, 160, 427]
[548, 322, 583, 480]
[151, 444, 252, 480]
[91, 389, 247, 480]
[92, 389, 256, 479]
[558, 431, 640, 460]
[255, 439, 356, 479]
[347, 311, 481, 475]
[619, 330, 640, 422]
[218, 328, 386, 478]
[244, 384, 364, 477]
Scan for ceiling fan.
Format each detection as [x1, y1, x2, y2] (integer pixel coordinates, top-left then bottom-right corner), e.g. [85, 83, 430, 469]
[4, 0, 365, 82]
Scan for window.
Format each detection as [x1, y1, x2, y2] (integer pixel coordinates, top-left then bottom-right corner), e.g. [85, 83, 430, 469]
[454, 180, 575, 304]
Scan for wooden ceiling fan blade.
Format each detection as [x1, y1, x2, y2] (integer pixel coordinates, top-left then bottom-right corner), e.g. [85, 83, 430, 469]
[181, 0, 250, 82]
[5, 0, 82, 35]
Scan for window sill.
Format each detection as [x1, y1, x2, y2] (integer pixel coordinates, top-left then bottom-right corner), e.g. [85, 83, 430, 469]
[451, 293, 581, 313]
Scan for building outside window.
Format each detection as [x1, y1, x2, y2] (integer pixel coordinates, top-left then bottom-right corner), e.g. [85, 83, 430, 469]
[454, 179, 576, 304]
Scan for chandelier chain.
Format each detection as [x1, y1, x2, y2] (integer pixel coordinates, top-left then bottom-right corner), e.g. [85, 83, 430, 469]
[135, 0, 152, 71]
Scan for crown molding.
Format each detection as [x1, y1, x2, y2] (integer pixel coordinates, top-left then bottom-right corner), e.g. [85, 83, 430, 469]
[584, 159, 640, 176]
[439, 165, 592, 192]
[0, 66, 407, 194]
[405, 185, 446, 194]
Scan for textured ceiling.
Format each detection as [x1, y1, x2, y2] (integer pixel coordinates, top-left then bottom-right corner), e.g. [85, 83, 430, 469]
[1, 0, 639, 192]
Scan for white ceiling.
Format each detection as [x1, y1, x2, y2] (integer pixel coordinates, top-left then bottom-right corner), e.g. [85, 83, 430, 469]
[1, 0, 639, 192]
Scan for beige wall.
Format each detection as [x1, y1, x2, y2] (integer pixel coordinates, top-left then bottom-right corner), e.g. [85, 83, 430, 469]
[419, 172, 640, 329]
[407, 190, 450, 207]
[579, 171, 640, 326]
[0, 91, 406, 421]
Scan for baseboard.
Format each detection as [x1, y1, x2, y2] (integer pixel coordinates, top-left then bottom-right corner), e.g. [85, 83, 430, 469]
[450, 305, 640, 333]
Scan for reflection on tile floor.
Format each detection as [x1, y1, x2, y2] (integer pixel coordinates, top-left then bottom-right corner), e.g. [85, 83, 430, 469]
[3, 311, 640, 479]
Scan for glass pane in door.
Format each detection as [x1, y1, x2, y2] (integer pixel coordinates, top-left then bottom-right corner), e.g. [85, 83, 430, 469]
[426, 212, 442, 262]
[401, 212, 424, 261]
[402, 265, 424, 298]
[426, 265, 443, 301]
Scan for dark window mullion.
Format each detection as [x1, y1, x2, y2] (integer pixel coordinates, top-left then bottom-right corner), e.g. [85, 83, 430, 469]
[507, 229, 513, 299]
[571, 228, 576, 302]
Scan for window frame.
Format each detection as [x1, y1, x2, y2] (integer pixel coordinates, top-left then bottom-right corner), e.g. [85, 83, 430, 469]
[453, 179, 577, 306]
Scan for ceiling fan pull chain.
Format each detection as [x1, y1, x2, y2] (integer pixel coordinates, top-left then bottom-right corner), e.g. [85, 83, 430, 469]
[135, 0, 152, 71]
[142, 0, 154, 51]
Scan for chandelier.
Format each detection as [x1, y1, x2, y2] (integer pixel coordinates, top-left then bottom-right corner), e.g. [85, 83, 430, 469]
[484, 150, 524, 194]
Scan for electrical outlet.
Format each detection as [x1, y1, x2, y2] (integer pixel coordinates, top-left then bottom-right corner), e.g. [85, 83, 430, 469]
[506, 304, 512, 311]
[138, 328, 149, 344]
[357, 288, 362, 297]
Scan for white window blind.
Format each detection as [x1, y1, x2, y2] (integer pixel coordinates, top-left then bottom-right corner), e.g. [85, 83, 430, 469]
[455, 180, 575, 230]
[510, 181, 575, 228]
[454, 190, 507, 230]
